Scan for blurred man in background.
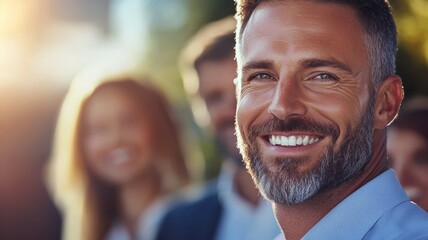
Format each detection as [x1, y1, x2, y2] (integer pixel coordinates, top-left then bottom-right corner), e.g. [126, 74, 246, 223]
[156, 17, 280, 240]
[388, 99, 428, 212]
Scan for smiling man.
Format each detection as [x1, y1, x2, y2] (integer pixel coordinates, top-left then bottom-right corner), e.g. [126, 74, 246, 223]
[234, 0, 428, 239]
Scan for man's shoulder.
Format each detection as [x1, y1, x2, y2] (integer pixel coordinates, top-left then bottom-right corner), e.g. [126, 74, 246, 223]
[167, 188, 222, 218]
[155, 183, 223, 240]
[366, 201, 428, 239]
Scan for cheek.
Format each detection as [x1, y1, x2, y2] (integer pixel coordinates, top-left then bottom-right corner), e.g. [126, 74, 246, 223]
[304, 78, 370, 118]
[237, 87, 273, 135]
[415, 169, 428, 187]
[83, 135, 107, 161]
[312, 100, 360, 133]
[307, 90, 370, 146]
[82, 137, 106, 174]
[133, 127, 157, 157]
[308, 88, 367, 120]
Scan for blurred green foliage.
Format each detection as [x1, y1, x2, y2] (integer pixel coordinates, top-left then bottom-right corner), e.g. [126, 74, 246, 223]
[392, 0, 428, 99]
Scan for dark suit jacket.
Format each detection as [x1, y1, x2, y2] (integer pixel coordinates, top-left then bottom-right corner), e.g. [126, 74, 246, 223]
[155, 188, 223, 240]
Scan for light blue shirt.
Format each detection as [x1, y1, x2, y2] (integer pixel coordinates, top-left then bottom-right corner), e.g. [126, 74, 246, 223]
[276, 169, 428, 240]
[215, 162, 281, 240]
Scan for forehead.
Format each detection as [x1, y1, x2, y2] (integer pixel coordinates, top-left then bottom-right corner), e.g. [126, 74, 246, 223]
[388, 129, 428, 154]
[84, 87, 139, 117]
[88, 86, 128, 105]
[197, 57, 237, 93]
[240, 1, 367, 67]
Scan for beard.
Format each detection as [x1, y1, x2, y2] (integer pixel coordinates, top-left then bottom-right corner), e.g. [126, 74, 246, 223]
[236, 99, 374, 205]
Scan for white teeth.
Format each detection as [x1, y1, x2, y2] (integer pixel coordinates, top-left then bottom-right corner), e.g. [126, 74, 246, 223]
[303, 136, 309, 145]
[288, 136, 296, 146]
[107, 148, 132, 165]
[275, 136, 281, 145]
[268, 135, 320, 147]
[281, 136, 288, 145]
[297, 136, 303, 145]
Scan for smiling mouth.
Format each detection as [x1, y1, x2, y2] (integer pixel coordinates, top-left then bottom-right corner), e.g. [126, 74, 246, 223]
[107, 148, 133, 165]
[267, 135, 322, 147]
[404, 187, 422, 200]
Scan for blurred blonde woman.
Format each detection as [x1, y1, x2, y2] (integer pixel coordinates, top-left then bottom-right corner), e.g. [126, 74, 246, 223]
[47, 76, 189, 240]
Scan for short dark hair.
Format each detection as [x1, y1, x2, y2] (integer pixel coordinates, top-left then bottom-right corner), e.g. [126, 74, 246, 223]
[194, 30, 235, 71]
[180, 17, 236, 126]
[181, 17, 235, 75]
[235, 0, 398, 89]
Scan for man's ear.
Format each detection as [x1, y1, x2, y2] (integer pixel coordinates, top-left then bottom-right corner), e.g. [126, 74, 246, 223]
[373, 75, 404, 129]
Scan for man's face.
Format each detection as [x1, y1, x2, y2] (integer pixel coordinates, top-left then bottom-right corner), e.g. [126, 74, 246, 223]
[388, 128, 428, 211]
[198, 56, 242, 164]
[236, 1, 374, 204]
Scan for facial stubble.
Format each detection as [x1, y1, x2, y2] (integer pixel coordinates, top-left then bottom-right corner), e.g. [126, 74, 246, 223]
[236, 99, 374, 205]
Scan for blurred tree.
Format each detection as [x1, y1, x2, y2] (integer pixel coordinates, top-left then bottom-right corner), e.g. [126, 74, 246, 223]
[392, 0, 428, 98]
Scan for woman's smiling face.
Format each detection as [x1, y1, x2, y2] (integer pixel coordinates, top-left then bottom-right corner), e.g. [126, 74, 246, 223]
[82, 86, 155, 185]
[388, 128, 428, 211]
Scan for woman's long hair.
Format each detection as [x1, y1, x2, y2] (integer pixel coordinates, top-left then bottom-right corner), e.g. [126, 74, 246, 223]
[47, 76, 189, 240]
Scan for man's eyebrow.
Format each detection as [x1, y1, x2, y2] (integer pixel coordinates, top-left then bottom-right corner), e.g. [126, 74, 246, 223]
[300, 58, 353, 74]
[242, 60, 274, 74]
[241, 58, 353, 74]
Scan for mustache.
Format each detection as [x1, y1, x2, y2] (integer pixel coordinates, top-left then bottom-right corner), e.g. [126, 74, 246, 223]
[247, 116, 340, 142]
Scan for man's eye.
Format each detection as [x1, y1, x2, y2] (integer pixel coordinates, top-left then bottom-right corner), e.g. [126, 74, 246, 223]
[313, 73, 338, 81]
[250, 73, 275, 81]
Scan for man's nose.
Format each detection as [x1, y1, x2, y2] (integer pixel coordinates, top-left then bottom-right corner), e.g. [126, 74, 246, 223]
[268, 80, 307, 119]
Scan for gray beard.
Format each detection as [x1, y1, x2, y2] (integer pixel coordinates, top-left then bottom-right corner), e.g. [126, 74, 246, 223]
[237, 99, 374, 205]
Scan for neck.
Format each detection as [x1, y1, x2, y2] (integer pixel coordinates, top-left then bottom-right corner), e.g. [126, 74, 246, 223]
[118, 169, 162, 238]
[275, 129, 389, 240]
[233, 165, 261, 207]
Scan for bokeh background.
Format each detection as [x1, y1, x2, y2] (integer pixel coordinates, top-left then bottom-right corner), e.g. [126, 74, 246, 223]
[0, 0, 427, 239]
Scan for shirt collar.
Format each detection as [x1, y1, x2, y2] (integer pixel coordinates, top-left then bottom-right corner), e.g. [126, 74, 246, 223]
[302, 169, 408, 239]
